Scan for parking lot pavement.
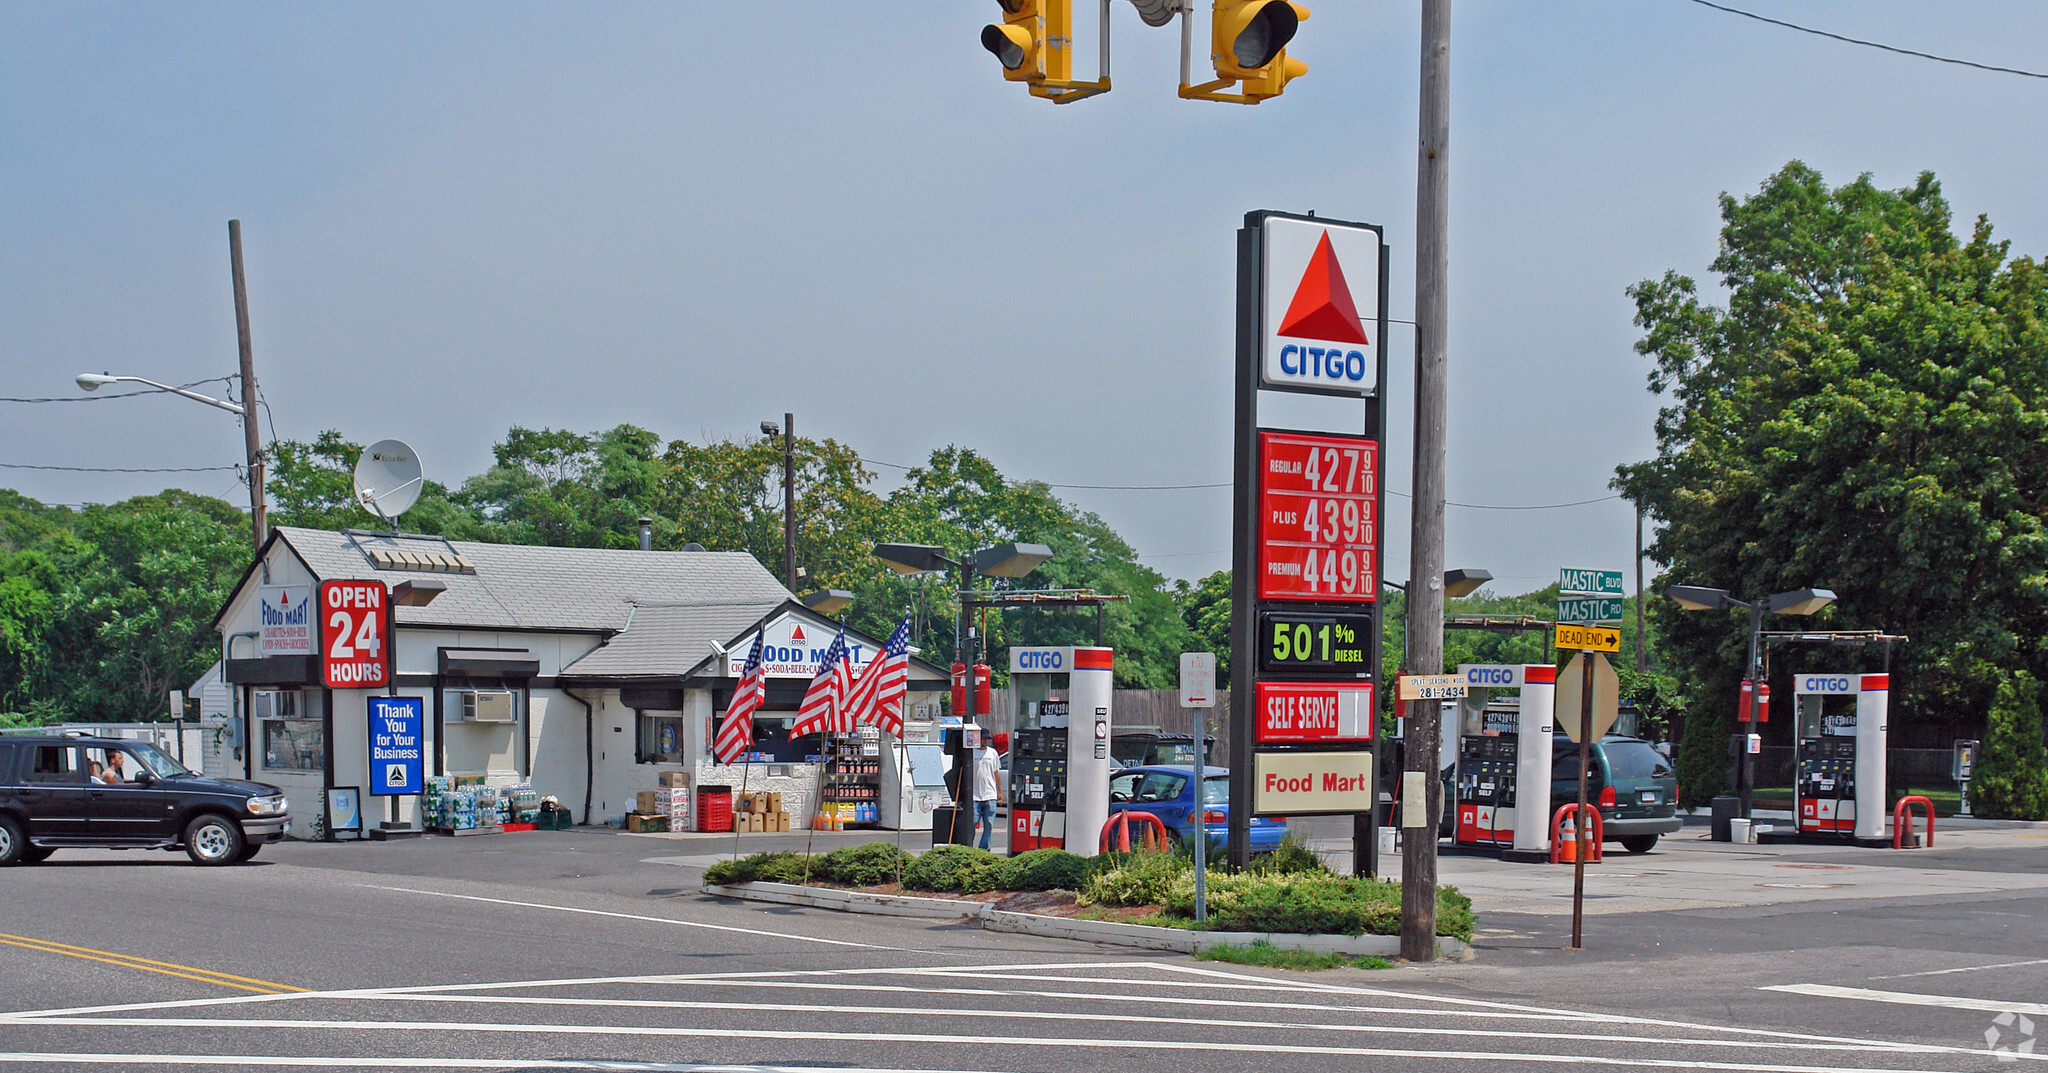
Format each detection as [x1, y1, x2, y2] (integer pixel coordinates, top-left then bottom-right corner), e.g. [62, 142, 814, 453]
[1294, 813, 2048, 918]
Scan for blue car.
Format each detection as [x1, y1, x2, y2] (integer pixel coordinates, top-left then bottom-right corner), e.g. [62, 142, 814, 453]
[1107, 765, 1288, 852]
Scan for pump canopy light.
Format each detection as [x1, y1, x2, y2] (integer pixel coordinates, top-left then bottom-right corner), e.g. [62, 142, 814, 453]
[872, 542, 1053, 580]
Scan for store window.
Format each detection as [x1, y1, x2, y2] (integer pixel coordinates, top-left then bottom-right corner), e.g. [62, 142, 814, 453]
[255, 689, 325, 772]
[637, 711, 685, 764]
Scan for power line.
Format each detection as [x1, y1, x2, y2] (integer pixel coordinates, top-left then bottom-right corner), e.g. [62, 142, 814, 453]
[1686, 0, 2048, 79]
[0, 462, 240, 473]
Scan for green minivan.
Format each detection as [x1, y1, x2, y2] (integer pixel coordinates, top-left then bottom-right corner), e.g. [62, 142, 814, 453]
[1551, 734, 1682, 853]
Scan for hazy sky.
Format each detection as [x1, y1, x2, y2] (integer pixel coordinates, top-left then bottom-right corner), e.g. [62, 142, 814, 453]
[4, 3, 2045, 595]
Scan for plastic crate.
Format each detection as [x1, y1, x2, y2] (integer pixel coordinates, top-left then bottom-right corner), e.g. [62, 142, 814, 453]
[536, 810, 575, 830]
[697, 786, 733, 833]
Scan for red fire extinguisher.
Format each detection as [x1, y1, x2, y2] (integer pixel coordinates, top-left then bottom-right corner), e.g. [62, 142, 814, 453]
[951, 662, 966, 716]
[951, 661, 992, 718]
[1755, 680, 1771, 724]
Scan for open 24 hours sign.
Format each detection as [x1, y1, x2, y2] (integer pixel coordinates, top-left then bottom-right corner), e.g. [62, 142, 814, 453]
[320, 580, 390, 689]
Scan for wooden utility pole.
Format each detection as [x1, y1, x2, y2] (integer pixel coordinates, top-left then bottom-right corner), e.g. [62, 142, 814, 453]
[782, 412, 797, 590]
[1636, 505, 1648, 672]
[1400, 0, 1452, 964]
[228, 220, 266, 554]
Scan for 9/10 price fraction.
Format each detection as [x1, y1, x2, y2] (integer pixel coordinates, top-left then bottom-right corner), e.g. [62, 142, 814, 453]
[1259, 612, 1374, 673]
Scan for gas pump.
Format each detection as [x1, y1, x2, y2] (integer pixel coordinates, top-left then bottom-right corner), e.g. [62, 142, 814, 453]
[1793, 672, 1889, 839]
[1450, 664, 1557, 854]
[1006, 646, 1114, 856]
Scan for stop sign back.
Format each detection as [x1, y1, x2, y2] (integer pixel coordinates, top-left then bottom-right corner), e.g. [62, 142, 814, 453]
[320, 580, 390, 688]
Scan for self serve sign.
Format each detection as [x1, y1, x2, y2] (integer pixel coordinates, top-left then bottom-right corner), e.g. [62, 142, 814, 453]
[320, 580, 390, 688]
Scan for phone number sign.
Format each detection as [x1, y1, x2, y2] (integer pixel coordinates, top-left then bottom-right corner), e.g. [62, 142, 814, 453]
[1257, 430, 1379, 602]
[319, 580, 390, 688]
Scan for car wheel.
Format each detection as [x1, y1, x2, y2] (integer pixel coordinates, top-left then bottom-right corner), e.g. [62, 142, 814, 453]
[1620, 835, 1659, 854]
[22, 846, 54, 864]
[233, 844, 262, 863]
[184, 814, 246, 866]
[0, 815, 23, 865]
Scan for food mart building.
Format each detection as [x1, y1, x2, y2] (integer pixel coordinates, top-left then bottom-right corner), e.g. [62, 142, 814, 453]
[209, 527, 947, 836]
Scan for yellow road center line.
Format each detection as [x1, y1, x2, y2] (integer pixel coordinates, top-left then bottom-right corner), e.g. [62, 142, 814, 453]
[0, 933, 305, 995]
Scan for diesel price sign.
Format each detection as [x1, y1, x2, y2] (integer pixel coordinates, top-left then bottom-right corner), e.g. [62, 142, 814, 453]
[1257, 611, 1375, 673]
[1257, 430, 1380, 602]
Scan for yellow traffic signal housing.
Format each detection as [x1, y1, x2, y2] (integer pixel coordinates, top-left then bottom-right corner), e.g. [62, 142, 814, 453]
[981, 0, 1110, 103]
[1182, 1, 1309, 104]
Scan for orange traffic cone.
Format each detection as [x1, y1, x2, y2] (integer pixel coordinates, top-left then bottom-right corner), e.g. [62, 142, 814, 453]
[1557, 821, 1581, 863]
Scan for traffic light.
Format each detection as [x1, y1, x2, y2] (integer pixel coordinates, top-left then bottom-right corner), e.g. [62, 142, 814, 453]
[982, 0, 1072, 85]
[1206, 1, 1309, 102]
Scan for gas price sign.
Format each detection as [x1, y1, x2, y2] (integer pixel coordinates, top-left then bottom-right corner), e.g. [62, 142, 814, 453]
[1257, 611, 1375, 674]
[1257, 430, 1379, 602]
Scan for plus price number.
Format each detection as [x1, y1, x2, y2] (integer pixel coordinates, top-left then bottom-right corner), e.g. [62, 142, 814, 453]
[1257, 612, 1375, 674]
[1257, 431, 1380, 602]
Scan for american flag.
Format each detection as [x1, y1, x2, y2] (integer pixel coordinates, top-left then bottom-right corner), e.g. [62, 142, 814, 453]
[790, 625, 854, 737]
[844, 614, 912, 739]
[713, 631, 765, 765]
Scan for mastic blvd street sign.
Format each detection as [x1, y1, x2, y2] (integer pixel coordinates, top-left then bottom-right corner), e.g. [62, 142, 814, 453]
[1554, 624, 1621, 652]
[1259, 216, 1386, 397]
[1559, 568, 1625, 596]
[1555, 596, 1625, 625]
[1257, 430, 1379, 602]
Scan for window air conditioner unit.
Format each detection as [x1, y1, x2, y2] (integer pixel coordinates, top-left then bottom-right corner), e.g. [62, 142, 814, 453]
[463, 691, 516, 723]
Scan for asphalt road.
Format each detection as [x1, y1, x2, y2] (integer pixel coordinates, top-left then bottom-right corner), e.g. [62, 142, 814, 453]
[1, 825, 2040, 1072]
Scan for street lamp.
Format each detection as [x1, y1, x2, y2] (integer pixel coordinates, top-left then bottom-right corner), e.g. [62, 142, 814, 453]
[1667, 583, 1837, 818]
[762, 416, 796, 591]
[873, 539, 1053, 844]
[77, 371, 264, 554]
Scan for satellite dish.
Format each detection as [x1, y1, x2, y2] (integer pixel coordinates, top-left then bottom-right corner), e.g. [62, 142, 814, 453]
[353, 439, 424, 526]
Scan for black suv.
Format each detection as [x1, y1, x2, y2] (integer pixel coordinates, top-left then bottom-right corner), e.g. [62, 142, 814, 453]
[0, 735, 290, 866]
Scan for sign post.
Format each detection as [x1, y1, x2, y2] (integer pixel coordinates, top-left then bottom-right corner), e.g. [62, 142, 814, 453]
[1554, 567, 1624, 950]
[1180, 653, 1217, 921]
[1229, 210, 1389, 884]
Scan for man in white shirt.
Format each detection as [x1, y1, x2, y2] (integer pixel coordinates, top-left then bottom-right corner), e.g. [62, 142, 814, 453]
[972, 733, 1002, 851]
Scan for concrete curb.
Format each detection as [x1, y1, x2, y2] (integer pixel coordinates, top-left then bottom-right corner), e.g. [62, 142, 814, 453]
[704, 881, 1474, 961]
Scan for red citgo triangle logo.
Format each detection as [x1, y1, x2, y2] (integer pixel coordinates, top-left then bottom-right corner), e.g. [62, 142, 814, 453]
[1277, 232, 1371, 346]
[790, 625, 807, 645]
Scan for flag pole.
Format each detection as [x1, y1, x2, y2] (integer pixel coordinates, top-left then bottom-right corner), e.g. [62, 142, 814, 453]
[731, 755, 751, 864]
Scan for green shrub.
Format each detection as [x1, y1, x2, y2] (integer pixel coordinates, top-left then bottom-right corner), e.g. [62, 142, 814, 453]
[1196, 939, 1395, 971]
[1158, 872, 1474, 941]
[900, 844, 1004, 892]
[1007, 848, 1091, 891]
[813, 842, 912, 887]
[704, 850, 809, 886]
[1080, 848, 1187, 907]
[1253, 834, 1332, 877]
[1975, 672, 2048, 820]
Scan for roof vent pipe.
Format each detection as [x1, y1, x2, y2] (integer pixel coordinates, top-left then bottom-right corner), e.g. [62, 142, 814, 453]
[638, 518, 653, 552]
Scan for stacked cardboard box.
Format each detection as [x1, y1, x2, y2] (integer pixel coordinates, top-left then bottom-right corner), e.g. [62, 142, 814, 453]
[659, 771, 694, 832]
[626, 813, 669, 833]
[733, 790, 790, 832]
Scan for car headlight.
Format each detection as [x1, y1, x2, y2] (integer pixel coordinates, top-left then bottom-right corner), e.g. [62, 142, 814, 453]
[246, 795, 288, 816]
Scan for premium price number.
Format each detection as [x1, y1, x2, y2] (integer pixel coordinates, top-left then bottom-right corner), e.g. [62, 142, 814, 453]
[1257, 431, 1380, 602]
[1258, 612, 1375, 674]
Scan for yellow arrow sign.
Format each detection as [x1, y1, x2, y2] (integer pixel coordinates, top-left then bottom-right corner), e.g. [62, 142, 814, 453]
[1554, 624, 1620, 652]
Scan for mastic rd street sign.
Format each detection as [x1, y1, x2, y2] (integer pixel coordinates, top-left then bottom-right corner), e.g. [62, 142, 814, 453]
[1559, 568, 1625, 596]
[1555, 596, 1625, 625]
[1554, 624, 1621, 652]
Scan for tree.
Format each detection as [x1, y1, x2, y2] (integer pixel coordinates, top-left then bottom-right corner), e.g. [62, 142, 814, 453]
[270, 431, 468, 534]
[1973, 672, 2048, 820]
[1174, 570, 1232, 686]
[1616, 162, 2048, 784]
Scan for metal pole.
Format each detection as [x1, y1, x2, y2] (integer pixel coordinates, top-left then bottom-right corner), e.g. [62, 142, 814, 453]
[1571, 654, 1592, 949]
[1741, 603, 1763, 818]
[1225, 221, 1260, 871]
[1401, 0, 1452, 965]
[1192, 696, 1207, 921]
[228, 220, 266, 554]
[952, 560, 979, 846]
[782, 413, 796, 590]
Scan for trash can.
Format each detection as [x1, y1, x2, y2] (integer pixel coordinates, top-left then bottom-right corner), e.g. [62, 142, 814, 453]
[1729, 817, 1754, 844]
[1710, 795, 1740, 842]
[931, 805, 959, 844]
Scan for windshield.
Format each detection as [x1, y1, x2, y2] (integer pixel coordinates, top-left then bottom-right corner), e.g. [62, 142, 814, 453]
[1603, 741, 1672, 780]
[128, 742, 194, 779]
[1202, 775, 1229, 805]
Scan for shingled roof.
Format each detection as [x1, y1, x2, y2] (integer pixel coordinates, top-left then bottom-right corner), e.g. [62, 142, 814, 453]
[267, 527, 794, 634]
